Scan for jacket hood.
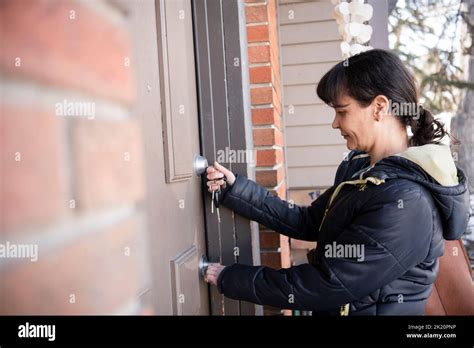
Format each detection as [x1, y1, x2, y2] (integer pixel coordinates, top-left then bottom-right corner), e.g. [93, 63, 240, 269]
[362, 144, 470, 240]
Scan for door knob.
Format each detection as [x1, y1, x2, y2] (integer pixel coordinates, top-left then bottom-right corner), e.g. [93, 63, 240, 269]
[199, 255, 209, 277]
[194, 155, 209, 177]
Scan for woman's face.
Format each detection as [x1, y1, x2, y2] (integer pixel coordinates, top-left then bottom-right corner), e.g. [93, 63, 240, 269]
[331, 94, 377, 151]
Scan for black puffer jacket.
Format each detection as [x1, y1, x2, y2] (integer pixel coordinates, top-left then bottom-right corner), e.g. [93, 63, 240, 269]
[216, 144, 470, 315]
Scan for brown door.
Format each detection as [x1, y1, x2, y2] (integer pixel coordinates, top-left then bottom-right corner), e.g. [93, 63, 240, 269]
[126, 0, 209, 315]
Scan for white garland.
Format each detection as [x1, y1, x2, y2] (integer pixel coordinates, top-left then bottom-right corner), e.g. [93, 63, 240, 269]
[331, 0, 374, 59]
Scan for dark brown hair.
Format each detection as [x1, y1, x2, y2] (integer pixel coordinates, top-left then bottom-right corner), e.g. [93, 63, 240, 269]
[316, 49, 454, 146]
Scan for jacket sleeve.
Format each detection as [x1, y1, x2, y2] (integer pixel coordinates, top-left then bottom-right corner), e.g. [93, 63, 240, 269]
[218, 174, 334, 241]
[217, 181, 434, 311]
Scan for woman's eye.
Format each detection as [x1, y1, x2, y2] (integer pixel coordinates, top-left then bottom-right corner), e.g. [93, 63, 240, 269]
[337, 111, 346, 116]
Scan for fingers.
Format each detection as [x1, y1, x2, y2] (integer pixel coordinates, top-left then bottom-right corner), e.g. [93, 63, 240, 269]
[204, 272, 217, 285]
[204, 263, 223, 285]
[207, 184, 220, 193]
[206, 170, 223, 182]
[206, 166, 225, 193]
[206, 263, 221, 274]
[204, 265, 219, 280]
[205, 271, 218, 279]
[206, 162, 233, 193]
[204, 274, 217, 285]
[206, 162, 228, 179]
[207, 179, 225, 187]
[206, 263, 219, 271]
[215, 161, 236, 186]
[214, 161, 232, 177]
[206, 171, 224, 181]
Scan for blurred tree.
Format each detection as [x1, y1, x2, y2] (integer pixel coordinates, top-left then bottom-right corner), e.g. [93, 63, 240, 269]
[389, 0, 473, 191]
[389, 1, 473, 272]
[450, 0, 473, 193]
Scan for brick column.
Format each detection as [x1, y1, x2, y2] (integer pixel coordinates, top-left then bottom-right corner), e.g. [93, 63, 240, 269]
[0, 0, 148, 314]
[245, 0, 290, 315]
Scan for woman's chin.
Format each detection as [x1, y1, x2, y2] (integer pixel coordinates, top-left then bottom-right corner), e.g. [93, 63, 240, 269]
[345, 139, 356, 150]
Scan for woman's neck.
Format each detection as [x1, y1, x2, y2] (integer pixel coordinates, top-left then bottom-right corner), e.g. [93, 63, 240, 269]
[368, 129, 409, 165]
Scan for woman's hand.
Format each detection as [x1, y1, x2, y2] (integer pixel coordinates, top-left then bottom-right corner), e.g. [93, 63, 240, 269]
[206, 161, 236, 193]
[204, 263, 226, 286]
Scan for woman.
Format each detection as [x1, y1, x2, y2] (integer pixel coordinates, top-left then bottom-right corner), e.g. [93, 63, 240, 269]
[204, 49, 470, 315]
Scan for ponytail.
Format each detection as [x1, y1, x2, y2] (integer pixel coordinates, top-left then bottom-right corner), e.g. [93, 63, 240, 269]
[408, 106, 457, 146]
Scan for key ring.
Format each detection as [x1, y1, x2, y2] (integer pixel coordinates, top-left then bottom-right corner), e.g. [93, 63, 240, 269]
[208, 179, 219, 193]
[207, 177, 227, 192]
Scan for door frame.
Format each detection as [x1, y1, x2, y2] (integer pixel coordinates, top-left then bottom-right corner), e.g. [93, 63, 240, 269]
[192, 0, 262, 315]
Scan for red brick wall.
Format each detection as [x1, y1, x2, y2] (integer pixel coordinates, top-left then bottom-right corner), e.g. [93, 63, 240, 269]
[0, 0, 148, 314]
[246, 0, 290, 315]
[1, 0, 289, 316]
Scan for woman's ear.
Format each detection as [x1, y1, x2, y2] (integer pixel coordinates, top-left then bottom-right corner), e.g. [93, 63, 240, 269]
[373, 95, 389, 121]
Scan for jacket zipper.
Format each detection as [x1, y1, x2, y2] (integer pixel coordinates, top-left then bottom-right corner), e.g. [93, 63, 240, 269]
[318, 176, 384, 232]
[316, 176, 385, 317]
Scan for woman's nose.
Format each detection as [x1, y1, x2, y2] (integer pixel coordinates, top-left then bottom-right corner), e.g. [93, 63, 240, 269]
[332, 116, 339, 129]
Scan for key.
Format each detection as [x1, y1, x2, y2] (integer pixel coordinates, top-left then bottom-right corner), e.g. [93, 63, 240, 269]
[215, 189, 221, 223]
[209, 175, 227, 223]
[211, 189, 215, 214]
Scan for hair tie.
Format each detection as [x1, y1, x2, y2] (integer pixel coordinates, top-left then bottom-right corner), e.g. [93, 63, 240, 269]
[417, 104, 425, 121]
